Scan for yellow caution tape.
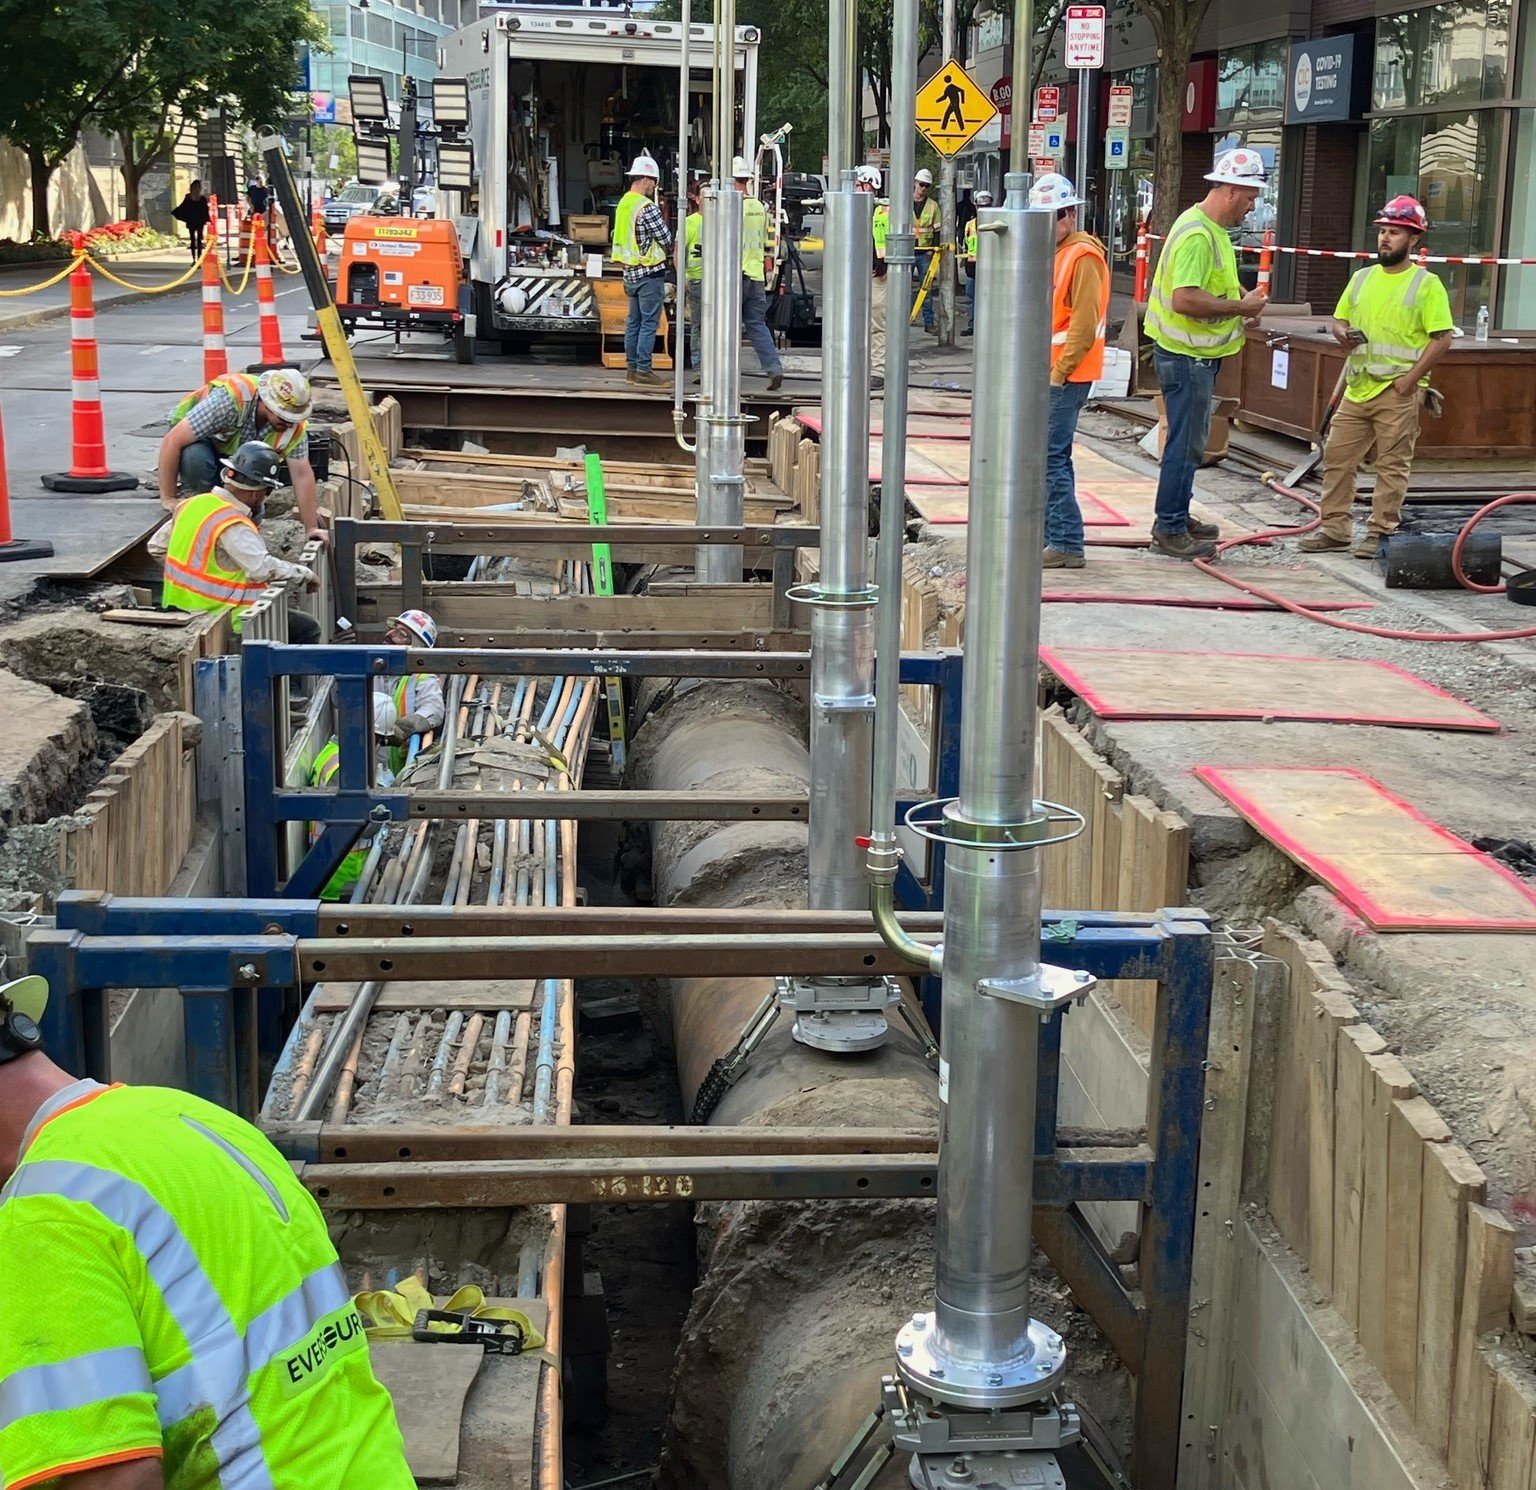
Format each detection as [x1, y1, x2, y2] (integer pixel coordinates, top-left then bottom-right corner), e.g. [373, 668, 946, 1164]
[86, 251, 207, 294]
[0, 253, 87, 297]
[354, 1278, 546, 1347]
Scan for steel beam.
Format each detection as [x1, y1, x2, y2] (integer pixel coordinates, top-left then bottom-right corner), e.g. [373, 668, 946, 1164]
[299, 1150, 1151, 1210]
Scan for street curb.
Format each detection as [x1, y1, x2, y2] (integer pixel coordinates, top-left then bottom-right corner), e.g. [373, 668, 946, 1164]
[0, 271, 202, 337]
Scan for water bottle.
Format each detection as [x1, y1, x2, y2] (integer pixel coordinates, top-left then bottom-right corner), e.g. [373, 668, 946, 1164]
[1476, 305, 1489, 342]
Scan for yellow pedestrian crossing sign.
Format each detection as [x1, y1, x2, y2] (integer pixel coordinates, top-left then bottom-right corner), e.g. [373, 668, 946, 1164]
[915, 59, 997, 157]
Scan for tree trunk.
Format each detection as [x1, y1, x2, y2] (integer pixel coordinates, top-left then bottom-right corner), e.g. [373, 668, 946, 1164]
[1151, 26, 1196, 236]
[28, 148, 54, 238]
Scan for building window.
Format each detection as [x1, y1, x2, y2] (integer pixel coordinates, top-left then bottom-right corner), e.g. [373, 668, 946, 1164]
[1372, 0, 1510, 111]
[1216, 39, 1286, 129]
[1367, 109, 1498, 321]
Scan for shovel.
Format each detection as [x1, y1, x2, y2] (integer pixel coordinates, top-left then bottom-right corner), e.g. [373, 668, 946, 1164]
[1282, 349, 1352, 488]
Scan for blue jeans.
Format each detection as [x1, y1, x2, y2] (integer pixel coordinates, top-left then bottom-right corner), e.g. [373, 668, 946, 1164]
[624, 275, 667, 372]
[741, 276, 782, 376]
[178, 438, 223, 494]
[916, 249, 936, 328]
[1152, 349, 1219, 535]
[1046, 381, 1092, 555]
[686, 281, 702, 370]
[966, 274, 975, 327]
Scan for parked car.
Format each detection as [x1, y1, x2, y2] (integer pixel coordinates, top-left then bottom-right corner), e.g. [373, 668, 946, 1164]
[369, 186, 439, 218]
[323, 183, 378, 234]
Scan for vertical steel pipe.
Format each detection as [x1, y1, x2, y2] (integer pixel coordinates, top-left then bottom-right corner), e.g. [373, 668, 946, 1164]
[1009, 0, 1035, 177]
[828, 0, 858, 179]
[694, 185, 744, 581]
[673, 0, 695, 448]
[807, 183, 875, 912]
[934, 176, 1053, 1375]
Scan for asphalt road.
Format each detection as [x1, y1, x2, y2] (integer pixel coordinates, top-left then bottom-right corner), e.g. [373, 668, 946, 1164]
[0, 274, 314, 604]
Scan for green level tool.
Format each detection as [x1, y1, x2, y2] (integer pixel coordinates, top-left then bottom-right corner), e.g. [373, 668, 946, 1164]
[583, 452, 628, 771]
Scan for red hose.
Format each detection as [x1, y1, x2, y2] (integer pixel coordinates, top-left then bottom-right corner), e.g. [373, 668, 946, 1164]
[1188, 478, 1536, 643]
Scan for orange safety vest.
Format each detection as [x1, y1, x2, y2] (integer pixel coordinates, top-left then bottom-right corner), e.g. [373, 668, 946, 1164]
[1050, 239, 1110, 383]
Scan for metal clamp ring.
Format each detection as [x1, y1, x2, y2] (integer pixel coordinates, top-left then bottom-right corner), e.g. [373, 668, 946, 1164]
[901, 797, 1087, 850]
[784, 582, 880, 610]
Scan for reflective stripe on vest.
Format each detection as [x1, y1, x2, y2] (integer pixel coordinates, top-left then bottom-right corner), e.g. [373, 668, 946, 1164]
[162, 491, 267, 625]
[1343, 266, 1431, 380]
[1049, 238, 1110, 382]
[741, 196, 768, 281]
[1145, 210, 1245, 358]
[169, 373, 305, 459]
[612, 191, 665, 269]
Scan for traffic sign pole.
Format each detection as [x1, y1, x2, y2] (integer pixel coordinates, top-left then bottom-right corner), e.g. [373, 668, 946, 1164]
[1075, 72, 1090, 228]
[1064, 6, 1105, 231]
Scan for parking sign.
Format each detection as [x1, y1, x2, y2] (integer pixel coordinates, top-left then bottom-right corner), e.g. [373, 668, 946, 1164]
[1064, 6, 1106, 69]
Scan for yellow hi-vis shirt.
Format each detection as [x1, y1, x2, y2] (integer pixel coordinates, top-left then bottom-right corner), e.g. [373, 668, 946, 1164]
[1334, 263, 1453, 404]
[741, 195, 770, 282]
[1146, 206, 1245, 359]
[0, 1081, 413, 1490]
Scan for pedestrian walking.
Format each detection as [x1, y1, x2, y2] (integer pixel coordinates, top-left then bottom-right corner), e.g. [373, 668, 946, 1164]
[1144, 147, 1270, 558]
[913, 169, 940, 333]
[172, 179, 212, 260]
[0, 975, 415, 1489]
[733, 157, 784, 390]
[684, 178, 704, 373]
[960, 189, 992, 336]
[1298, 195, 1453, 560]
[613, 154, 672, 387]
[1030, 174, 1109, 570]
[857, 166, 887, 390]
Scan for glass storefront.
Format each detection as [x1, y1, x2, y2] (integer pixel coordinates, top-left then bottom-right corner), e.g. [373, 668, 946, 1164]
[1500, 0, 1536, 328]
[1214, 40, 1286, 256]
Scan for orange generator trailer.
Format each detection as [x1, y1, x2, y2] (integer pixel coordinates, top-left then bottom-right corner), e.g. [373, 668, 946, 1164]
[336, 217, 477, 362]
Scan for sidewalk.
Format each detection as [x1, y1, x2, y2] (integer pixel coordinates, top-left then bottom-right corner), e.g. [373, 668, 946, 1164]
[0, 249, 205, 335]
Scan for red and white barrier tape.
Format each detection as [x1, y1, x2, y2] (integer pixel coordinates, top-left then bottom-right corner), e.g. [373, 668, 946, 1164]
[1145, 233, 1536, 266]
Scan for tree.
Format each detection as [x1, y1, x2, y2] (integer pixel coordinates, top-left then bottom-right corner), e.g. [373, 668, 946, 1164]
[1131, 0, 1218, 232]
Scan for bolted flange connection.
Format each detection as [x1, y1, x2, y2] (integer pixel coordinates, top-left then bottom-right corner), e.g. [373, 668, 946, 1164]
[895, 1311, 1067, 1410]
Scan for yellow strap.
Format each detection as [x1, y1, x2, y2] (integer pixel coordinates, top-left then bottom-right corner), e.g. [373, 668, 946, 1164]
[353, 1280, 547, 1348]
[0, 253, 87, 297]
[909, 243, 956, 325]
[218, 238, 257, 296]
[85, 251, 207, 294]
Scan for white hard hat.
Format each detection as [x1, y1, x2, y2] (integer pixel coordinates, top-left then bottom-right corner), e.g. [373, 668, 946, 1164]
[855, 164, 883, 190]
[1028, 173, 1080, 211]
[914, 168, 934, 187]
[731, 155, 752, 179]
[1206, 147, 1267, 188]
[973, 189, 993, 206]
[627, 154, 661, 181]
[388, 609, 438, 648]
[373, 692, 399, 739]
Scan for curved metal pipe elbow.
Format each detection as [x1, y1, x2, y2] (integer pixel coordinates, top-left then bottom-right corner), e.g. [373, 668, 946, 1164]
[672, 409, 697, 454]
[868, 846, 943, 974]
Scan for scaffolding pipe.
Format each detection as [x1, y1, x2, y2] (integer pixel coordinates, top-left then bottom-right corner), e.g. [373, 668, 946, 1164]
[672, 0, 696, 453]
[827, 0, 858, 179]
[1009, 0, 1036, 177]
[807, 183, 875, 916]
[900, 176, 1057, 1401]
[694, 184, 745, 581]
[867, 0, 927, 964]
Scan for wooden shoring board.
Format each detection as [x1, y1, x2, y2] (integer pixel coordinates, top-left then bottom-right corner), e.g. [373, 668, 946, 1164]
[1196, 766, 1536, 931]
[312, 979, 539, 1014]
[1042, 647, 1499, 731]
[1038, 558, 1374, 612]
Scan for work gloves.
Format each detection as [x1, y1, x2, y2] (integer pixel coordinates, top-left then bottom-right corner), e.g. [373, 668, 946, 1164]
[391, 712, 433, 743]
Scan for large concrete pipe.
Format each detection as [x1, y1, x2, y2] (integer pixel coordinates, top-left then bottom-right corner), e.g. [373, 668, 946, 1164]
[627, 679, 939, 1489]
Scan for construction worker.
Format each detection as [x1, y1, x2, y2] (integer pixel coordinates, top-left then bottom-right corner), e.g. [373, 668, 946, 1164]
[1299, 196, 1453, 560]
[151, 441, 321, 643]
[684, 176, 704, 373]
[1028, 174, 1109, 570]
[913, 168, 941, 333]
[960, 189, 992, 336]
[733, 156, 784, 390]
[159, 369, 323, 543]
[382, 609, 446, 764]
[856, 165, 887, 390]
[613, 153, 672, 387]
[0, 974, 415, 1488]
[309, 690, 401, 900]
[1144, 147, 1270, 558]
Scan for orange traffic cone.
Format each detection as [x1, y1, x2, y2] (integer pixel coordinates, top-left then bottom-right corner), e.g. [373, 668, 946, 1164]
[41, 265, 137, 493]
[1256, 228, 1274, 297]
[247, 216, 291, 372]
[201, 250, 228, 382]
[311, 207, 328, 258]
[1133, 220, 1149, 304]
[0, 400, 56, 562]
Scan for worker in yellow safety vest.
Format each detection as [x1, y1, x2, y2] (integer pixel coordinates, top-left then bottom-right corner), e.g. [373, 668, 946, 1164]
[856, 165, 887, 390]
[612, 154, 672, 387]
[308, 690, 402, 901]
[1144, 147, 1271, 559]
[151, 441, 321, 642]
[0, 974, 415, 1489]
[960, 189, 992, 338]
[159, 370, 324, 543]
[913, 168, 941, 333]
[732, 156, 784, 390]
[1299, 195, 1454, 561]
[684, 176, 704, 373]
[1032, 174, 1109, 571]
[381, 609, 445, 768]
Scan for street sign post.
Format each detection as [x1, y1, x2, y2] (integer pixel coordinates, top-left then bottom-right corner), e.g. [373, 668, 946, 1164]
[1035, 86, 1061, 123]
[1108, 84, 1133, 129]
[915, 57, 998, 157]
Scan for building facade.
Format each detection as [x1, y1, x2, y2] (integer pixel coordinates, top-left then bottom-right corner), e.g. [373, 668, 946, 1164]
[308, 0, 480, 112]
[963, 0, 1536, 327]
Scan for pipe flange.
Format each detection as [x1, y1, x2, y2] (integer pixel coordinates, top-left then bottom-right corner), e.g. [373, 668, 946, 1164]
[792, 1009, 891, 1052]
[784, 581, 881, 611]
[895, 1313, 1067, 1409]
[901, 798, 1086, 851]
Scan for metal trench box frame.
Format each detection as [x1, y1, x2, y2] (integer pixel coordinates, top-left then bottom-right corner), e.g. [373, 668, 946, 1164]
[29, 900, 1213, 1490]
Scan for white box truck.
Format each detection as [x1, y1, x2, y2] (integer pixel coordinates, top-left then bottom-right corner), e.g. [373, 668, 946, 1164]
[437, 5, 760, 351]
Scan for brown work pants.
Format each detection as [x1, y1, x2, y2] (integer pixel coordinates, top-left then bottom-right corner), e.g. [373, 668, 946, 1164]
[870, 273, 887, 377]
[1317, 386, 1424, 540]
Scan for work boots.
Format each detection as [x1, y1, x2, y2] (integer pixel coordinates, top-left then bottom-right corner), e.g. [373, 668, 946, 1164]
[1150, 530, 1217, 560]
[1298, 531, 1351, 553]
[627, 370, 663, 387]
